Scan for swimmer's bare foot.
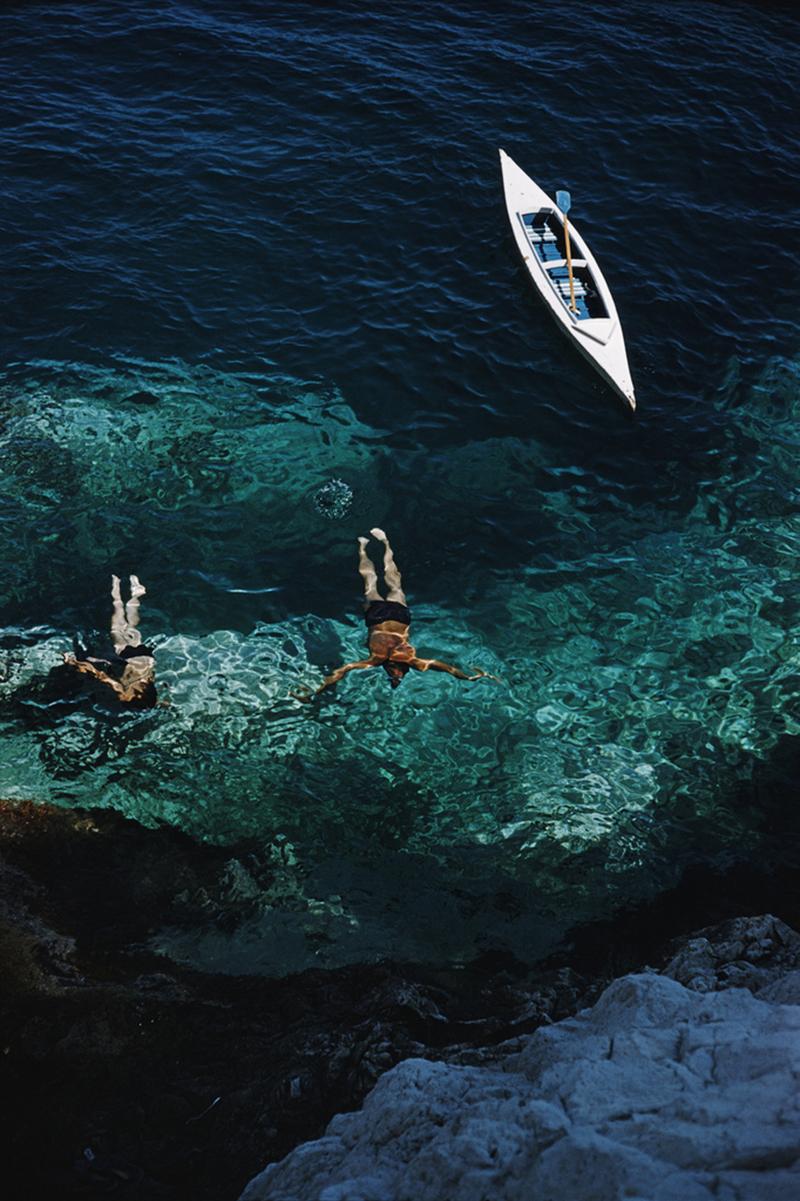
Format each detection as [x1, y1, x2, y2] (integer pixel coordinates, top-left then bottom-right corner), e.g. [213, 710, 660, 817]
[357, 536, 369, 551]
[369, 527, 387, 542]
[129, 575, 146, 598]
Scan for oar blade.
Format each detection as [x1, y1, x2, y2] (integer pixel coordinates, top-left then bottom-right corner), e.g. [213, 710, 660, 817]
[556, 189, 571, 214]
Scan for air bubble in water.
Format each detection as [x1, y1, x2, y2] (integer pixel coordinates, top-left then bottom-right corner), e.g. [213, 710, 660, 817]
[313, 477, 353, 519]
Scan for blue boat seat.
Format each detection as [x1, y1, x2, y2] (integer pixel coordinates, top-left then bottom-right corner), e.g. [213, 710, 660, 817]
[522, 215, 556, 240]
[520, 214, 599, 322]
[534, 243, 562, 264]
[555, 279, 587, 298]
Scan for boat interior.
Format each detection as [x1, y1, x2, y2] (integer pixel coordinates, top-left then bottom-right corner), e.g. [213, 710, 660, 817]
[520, 209, 609, 320]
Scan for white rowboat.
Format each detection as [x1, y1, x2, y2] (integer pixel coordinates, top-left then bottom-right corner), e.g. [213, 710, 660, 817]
[499, 148, 636, 411]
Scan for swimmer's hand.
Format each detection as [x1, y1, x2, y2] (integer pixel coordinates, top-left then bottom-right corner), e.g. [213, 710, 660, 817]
[290, 688, 314, 703]
[292, 661, 376, 701]
[63, 653, 98, 675]
[467, 667, 503, 683]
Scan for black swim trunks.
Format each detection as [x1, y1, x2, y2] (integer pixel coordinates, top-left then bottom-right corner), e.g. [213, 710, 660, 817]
[74, 640, 155, 679]
[364, 600, 411, 628]
[117, 644, 155, 661]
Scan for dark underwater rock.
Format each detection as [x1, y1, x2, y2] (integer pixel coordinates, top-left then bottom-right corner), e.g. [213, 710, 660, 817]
[0, 802, 586, 1200]
[2, 799, 800, 1200]
[124, 389, 160, 405]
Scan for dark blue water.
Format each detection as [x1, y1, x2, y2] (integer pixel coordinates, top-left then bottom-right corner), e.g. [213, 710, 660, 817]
[1, 0, 799, 973]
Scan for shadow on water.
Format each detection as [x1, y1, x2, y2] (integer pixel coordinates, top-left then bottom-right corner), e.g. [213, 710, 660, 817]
[8, 717, 794, 982]
[2, 661, 161, 780]
[557, 730, 800, 980]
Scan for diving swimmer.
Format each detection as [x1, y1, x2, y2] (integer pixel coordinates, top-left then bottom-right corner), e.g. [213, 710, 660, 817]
[63, 575, 157, 707]
[308, 528, 498, 696]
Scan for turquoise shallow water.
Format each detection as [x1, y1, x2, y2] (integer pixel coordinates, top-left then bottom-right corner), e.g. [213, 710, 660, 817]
[1, 353, 799, 971]
[1, 1, 799, 972]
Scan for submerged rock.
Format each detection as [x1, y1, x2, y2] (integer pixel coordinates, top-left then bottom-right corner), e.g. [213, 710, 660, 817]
[124, 389, 160, 405]
[0, 801, 596, 1201]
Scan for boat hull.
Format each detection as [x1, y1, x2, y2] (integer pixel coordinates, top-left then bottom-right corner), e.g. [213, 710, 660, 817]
[499, 149, 636, 411]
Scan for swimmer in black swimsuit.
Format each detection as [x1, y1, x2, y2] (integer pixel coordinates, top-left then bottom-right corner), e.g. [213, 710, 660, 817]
[63, 575, 158, 707]
[308, 528, 498, 696]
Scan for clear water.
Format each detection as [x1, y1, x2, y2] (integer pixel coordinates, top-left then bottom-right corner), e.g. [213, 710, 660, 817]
[1, 1, 799, 973]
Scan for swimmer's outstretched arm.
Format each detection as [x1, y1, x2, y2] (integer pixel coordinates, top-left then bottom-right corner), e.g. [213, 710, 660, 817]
[64, 653, 119, 687]
[64, 654, 141, 700]
[411, 657, 500, 682]
[293, 658, 378, 701]
[64, 654, 158, 706]
[63, 653, 130, 698]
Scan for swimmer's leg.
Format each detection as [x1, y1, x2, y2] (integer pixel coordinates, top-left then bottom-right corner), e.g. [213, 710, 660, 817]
[370, 528, 407, 605]
[358, 537, 382, 601]
[110, 574, 141, 651]
[125, 574, 146, 628]
[110, 575, 127, 649]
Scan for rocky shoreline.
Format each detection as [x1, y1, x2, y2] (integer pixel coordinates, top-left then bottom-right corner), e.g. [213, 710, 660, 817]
[1, 800, 799, 1200]
[246, 916, 800, 1200]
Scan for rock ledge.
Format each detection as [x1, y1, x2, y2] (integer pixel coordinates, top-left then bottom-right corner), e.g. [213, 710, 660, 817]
[242, 916, 800, 1201]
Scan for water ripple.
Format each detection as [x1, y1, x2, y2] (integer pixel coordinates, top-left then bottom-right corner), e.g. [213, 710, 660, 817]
[0, 0, 798, 970]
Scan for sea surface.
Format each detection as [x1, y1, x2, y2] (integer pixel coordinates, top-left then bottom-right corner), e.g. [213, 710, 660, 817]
[1, 0, 799, 974]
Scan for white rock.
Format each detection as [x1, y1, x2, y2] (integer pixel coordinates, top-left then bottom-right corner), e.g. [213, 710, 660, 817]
[241, 941, 800, 1201]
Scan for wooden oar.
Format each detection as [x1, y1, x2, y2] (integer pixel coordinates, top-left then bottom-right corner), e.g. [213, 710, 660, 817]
[556, 189, 577, 313]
